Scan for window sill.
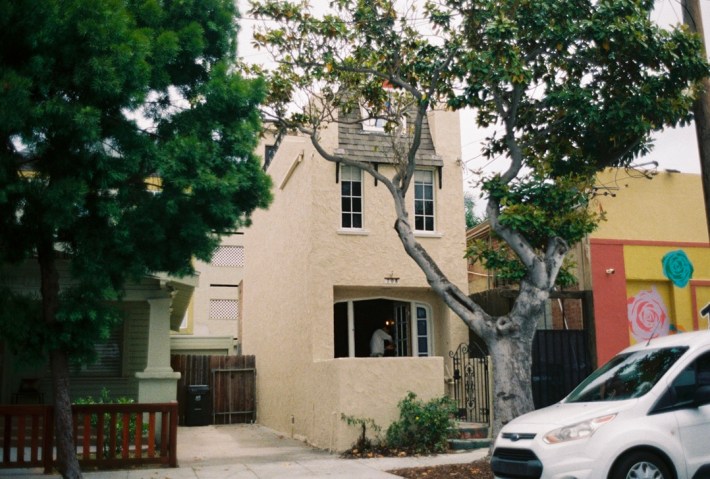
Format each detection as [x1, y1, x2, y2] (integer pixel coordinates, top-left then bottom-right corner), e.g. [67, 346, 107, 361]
[337, 228, 370, 236]
[414, 231, 443, 238]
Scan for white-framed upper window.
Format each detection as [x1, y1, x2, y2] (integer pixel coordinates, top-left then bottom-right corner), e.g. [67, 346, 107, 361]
[360, 106, 407, 133]
[341, 164, 363, 229]
[414, 169, 435, 232]
[361, 105, 388, 132]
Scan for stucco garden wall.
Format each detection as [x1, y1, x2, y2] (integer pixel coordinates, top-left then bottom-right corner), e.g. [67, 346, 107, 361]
[308, 357, 445, 451]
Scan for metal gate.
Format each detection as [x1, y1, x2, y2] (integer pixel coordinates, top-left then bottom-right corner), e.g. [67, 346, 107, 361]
[449, 343, 490, 425]
[532, 330, 593, 408]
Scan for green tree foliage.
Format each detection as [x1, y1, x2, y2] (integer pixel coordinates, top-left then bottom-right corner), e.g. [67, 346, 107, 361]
[0, 1, 271, 476]
[467, 174, 598, 287]
[464, 191, 483, 229]
[249, 0, 707, 437]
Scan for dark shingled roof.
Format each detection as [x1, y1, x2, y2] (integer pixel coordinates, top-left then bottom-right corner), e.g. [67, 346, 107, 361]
[337, 108, 443, 167]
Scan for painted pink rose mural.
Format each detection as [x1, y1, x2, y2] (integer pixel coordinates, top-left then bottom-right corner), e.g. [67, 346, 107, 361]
[627, 287, 671, 342]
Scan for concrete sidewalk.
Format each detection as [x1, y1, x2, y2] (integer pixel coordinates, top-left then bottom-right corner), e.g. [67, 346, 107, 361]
[2, 424, 488, 478]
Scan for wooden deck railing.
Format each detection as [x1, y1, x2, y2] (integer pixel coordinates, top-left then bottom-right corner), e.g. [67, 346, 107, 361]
[0, 402, 178, 473]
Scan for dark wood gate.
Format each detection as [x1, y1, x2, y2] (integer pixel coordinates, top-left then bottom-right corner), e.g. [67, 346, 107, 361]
[449, 343, 491, 425]
[170, 355, 256, 425]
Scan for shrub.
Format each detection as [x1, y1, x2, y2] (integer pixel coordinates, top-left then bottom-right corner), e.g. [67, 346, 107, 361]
[341, 413, 382, 452]
[74, 388, 144, 458]
[385, 391, 457, 454]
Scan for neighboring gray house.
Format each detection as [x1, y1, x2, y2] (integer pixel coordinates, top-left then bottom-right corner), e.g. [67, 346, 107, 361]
[0, 259, 194, 404]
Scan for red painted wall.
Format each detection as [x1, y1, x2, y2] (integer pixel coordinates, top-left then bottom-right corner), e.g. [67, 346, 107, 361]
[590, 240, 630, 365]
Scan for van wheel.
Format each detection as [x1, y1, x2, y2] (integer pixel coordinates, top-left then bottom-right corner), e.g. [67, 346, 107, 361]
[611, 452, 672, 479]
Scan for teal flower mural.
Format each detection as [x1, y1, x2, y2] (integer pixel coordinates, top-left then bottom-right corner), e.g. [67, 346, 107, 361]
[662, 250, 694, 288]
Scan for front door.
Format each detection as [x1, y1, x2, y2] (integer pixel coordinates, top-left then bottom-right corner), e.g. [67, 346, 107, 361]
[394, 302, 410, 357]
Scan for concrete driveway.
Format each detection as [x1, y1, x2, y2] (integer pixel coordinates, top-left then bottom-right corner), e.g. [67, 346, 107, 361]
[2, 424, 487, 479]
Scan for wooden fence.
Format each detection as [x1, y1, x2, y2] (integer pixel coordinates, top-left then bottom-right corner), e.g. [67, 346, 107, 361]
[171, 354, 256, 425]
[0, 402, 177, 473]
[0, 405, 52, 472]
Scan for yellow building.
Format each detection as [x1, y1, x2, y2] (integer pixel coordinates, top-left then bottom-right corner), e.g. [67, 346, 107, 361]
[590, 169, 710, 364]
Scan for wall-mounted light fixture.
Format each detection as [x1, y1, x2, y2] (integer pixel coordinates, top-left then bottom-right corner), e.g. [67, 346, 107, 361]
[384, 272, 400, 284]
[605, 268, 615, 275]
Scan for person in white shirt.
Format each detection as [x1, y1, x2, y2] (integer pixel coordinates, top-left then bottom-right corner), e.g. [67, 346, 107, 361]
[370, 324, 394, 357]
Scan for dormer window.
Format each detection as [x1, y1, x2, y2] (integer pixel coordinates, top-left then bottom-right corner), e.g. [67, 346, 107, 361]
[361, 110, 388, 132]
[359, 81, 407, 133]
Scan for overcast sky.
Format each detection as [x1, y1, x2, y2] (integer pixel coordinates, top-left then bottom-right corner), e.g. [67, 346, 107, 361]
[643, 0, 708, 175]
[237, 0, 709, 182]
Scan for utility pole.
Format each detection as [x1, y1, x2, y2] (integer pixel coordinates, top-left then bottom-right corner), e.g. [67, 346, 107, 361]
[682, 0, 710, 238]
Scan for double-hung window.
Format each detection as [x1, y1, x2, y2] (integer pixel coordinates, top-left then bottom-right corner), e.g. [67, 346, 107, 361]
[73, 325, 123, 377]
[414, 170, 435, 232]
[341, 165, 363, 229]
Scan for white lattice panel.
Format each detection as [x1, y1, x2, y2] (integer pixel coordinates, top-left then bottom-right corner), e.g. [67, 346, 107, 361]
[209, 299, 239, 321]
[211, 246, 245, 267]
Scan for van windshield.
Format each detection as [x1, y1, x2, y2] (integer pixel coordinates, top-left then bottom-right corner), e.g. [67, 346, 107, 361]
[565, 346, 688, 402]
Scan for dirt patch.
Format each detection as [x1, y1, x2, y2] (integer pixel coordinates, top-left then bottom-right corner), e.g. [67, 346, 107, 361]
[389, 458, 494, 479]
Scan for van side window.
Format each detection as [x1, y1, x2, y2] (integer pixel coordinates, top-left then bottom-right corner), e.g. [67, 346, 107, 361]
[697, 354, 710, 386]
[653, 352, 710, 412]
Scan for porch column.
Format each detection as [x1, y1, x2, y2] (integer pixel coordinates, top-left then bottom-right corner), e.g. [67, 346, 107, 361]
[135, 297, 181, 403]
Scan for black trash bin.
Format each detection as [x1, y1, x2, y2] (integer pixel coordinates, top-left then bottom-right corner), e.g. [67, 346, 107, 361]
[185, 384, 212, 426]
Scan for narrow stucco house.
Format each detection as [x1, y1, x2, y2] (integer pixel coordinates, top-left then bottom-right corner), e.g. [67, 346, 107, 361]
[0, 259, 194, 405]
[242, 107, 470, 450]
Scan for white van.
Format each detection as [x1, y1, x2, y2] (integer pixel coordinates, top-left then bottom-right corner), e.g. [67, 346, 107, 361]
[492, 330, 710, 479]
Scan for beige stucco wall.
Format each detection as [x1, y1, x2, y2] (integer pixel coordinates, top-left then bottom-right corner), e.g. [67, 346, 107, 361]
[308, 357, 445, 451]
[171, 233, 245, 354]
[243, 108, 469, 450]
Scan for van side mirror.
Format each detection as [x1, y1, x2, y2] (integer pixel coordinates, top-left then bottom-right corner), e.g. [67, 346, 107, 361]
[693, 385, 710, 407]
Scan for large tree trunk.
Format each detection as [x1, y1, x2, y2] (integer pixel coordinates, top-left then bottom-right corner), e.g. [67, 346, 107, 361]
[50, 350, 81, 479]
[485, 280, 549, 439]
[682, 0, 710, 238]
[38, 242, 83, 479]
[488, 333, 535, 437]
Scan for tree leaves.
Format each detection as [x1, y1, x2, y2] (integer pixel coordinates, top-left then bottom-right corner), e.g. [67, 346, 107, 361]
[0, 0, 272, 361]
